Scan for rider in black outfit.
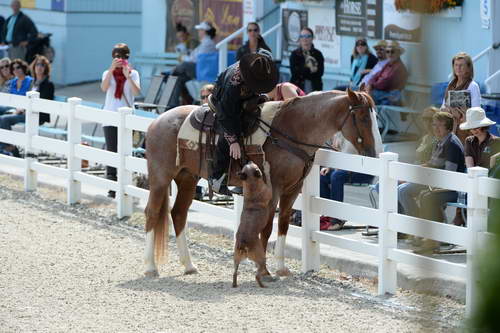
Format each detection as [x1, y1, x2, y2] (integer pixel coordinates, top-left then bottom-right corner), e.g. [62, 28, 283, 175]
[211, 49, 278, 195]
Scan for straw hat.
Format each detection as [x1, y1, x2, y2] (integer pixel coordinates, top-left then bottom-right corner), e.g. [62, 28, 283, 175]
[239, 49, 278, 94]
[373, 40, 388, 49]
[459, 107, 496, 130]
[386, 40, 405, 54]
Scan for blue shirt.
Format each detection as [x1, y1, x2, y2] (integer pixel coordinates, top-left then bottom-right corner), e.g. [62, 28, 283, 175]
[5, 14, 18, 43]
[9, 76, 33, 95]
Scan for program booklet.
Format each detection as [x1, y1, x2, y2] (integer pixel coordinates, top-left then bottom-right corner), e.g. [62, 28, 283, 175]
[448, 90, 471, 109]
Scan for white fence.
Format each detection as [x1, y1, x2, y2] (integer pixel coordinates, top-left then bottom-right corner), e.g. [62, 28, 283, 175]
[0, 91, 499, 317]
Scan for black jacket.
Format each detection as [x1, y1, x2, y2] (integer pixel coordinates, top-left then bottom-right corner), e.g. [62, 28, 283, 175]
[290, 45, 324, 92]
[35, 77, 53, 124]
[213, 62, 258, 137]
[236, 37, 271, 62]
[1, 11, 38, 46]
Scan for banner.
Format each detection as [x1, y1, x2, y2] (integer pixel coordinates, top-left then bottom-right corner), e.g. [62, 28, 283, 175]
[383, 0, 421, 43]
[309, 7, 340, 68]
[281, 9, 308, 65]
[166, 0, 200, 52]
[199, 0, 243, 50]
[21, 0, 36, 8]
[335, 0, 382, 39]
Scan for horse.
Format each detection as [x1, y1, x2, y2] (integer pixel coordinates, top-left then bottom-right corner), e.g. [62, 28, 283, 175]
[143, 88, 377, 278]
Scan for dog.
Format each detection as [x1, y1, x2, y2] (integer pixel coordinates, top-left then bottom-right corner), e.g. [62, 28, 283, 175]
[233, 161, 272, 288]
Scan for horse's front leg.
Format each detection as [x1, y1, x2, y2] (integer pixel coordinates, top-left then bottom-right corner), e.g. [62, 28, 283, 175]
[275, 190, 301, 277]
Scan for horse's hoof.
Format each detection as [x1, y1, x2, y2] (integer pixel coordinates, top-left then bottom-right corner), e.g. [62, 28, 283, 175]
[144, 270, 159, 278]
[261, 274, 278, 283]
[184, 266, 199, 275]
[276, 268, 292, 277]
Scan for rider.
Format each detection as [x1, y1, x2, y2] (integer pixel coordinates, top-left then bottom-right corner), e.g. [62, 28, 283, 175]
[210, 48, 278, 195]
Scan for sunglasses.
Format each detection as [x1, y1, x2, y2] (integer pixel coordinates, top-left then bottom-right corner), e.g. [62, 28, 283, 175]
[247, 28, 259, 32]
[386, 49, 396, 55]
[356, 42, 367, 46]
[35, 63, 45, 67]
[113, 55, 128, 59]
[0, 65, 9, 69]
[374, 47, 385, 51]
[200, 94, 210, 100]
[300, 34, 313, 39]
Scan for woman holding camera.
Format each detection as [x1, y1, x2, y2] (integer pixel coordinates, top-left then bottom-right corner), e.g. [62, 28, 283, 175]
[101, 43, 141, 198]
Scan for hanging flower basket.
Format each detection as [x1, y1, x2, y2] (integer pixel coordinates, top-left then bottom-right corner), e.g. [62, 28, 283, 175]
[395, 0, 464, 14]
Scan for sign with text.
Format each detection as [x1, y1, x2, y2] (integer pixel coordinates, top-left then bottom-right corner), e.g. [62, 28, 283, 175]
[199, 0, 243, 50]
[383, 0, 421, 42]
[309, 7, 340, 68]
[166, 0, 200, 52]
[281, 9, 308, 65]
[335, 0, 382, 39]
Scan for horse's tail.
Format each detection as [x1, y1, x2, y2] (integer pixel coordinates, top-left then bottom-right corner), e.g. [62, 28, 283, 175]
[145, 184, 170, 264]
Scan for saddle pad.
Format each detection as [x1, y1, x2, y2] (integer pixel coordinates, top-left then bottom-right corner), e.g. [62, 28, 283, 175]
[178, 100, 282, 149]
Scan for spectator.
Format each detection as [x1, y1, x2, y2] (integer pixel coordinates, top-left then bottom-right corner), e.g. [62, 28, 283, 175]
[290, 27, 324, 93]
[0, 57, 12, 93]
[319, 111, 384, 230]
[336, 37, 378, 91]
[0, 0, 38, 61]
[236, 22, 271, 62]
[398, 112, 465, 252]
[0, 58, 32, 156]
[174, 22, 199, 63]
[266, 82, 305, 101]
[461, 107, 500, 170]
[367, 40, 408, 106]
[361, 40, 389, 86]
[441, 52, 481, 143]
[101, 43, 141, 198]
[415, 106, 439, 164]
[170, 21, 217, 106]
[29, 55, 53, 125]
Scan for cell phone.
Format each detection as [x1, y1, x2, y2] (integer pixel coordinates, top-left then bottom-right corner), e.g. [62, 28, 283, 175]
[121, 59, 128, 66]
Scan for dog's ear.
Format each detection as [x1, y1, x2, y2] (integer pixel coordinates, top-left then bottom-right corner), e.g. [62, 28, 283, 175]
[238, 171, 247, 180]
[254, 168, 262, 178]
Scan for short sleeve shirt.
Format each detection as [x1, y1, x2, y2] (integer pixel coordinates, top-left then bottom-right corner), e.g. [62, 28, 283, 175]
[102, 69, 140, 112]
[464, 133, 500, 169]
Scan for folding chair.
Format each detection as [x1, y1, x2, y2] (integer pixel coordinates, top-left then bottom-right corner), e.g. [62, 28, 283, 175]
[135, 75, 178, 113]
[134, 74, 164, 109]
[38, 95, 69, 140]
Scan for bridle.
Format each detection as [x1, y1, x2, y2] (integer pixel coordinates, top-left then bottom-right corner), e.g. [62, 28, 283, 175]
[339, 102, 374, 144]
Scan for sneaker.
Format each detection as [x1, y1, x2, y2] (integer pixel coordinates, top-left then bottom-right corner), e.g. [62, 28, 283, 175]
[214, 185, 233, 196]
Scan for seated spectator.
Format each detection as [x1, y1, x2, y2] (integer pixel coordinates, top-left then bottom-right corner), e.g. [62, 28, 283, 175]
[398, 112, 465, 252]
[367, 40, 408, 106]
[170, 21, 217, 106]
[0, 57, 13, 117]
[174, 22, 199, 63]
[336, 37, 378, 91]
[461, 107, 500, 170]
[319, 111, 383, 230]
[29, 55, 53, 125]
[361, 40, 389, 86]
[266, 82, 305, 101]
[290, 27, 324, 93]
[415, 107, 439, 164]
[236, 22, 271, 62]
[441, 52, 481, 143]
[101, 43, 141, 198]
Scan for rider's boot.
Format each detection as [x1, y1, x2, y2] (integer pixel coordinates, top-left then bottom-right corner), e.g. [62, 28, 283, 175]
[212, 173, 233, 196]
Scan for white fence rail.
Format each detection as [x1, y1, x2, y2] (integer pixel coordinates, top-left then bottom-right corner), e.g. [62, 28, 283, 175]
[0, 92, 498, 317]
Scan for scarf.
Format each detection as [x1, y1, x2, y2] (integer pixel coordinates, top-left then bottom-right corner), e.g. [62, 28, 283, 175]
[351, 54, 369, 88]
[112, 67, 129, 99]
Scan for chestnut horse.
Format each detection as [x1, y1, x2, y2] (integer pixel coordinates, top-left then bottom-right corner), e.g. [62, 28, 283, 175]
[143, 88, 377, 278]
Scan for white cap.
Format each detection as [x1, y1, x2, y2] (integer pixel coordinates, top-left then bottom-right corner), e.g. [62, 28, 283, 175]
[194, 21, 213, 31]
[459, 107, 496, 130]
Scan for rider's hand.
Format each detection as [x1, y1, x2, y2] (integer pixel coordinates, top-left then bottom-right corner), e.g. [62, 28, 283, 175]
[229, 142, 241, 160]
[320, 167, 330, 176]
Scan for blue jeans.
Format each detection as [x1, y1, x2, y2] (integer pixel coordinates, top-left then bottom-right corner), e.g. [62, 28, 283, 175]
[398, 182, 426, 217]
[0, 113, 25, 150]
[0, 106, 14, 116]
[320, 169, 374, 202]
[372, 89, 402, 105]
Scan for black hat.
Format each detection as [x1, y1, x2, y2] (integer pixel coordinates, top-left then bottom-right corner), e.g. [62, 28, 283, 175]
[239, 50, 279, 94]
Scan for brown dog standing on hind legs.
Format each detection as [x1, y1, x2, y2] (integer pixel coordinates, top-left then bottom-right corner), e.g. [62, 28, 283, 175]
[233, 161, 272, 288]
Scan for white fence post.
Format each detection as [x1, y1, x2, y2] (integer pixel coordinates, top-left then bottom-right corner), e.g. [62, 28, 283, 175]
[465, 166, 489, 316]
[24, 91, 40, 191]
[378, 152, 399, 295]
[301, 164, 320, 272]
[117, 107, 133, 218]
[233, 194, 244, 238]
[67, 97, 82, 204]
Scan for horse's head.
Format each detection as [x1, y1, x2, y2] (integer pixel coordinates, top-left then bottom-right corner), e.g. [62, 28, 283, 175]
[339, 88, 377, 157]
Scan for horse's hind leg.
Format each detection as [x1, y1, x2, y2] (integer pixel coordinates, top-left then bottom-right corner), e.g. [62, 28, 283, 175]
[172, 170, 198, 275]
